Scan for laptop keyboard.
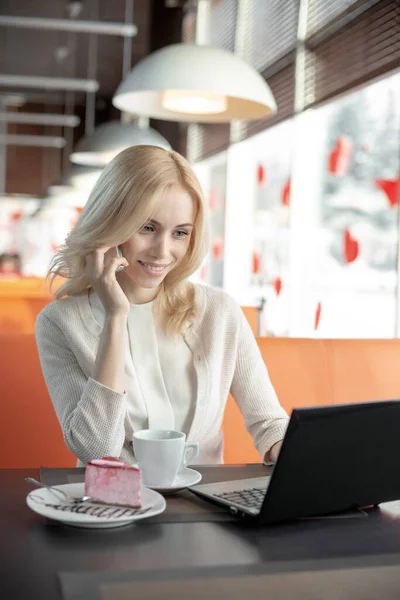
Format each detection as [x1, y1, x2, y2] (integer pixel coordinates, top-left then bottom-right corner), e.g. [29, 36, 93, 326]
[214, 486, 265, 510]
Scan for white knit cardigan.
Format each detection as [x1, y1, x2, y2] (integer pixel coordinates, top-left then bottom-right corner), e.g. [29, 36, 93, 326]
[35, 283, 289, 465]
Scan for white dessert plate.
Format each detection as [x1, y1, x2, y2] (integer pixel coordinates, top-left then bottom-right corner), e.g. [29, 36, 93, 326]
[26, 483, 166, 529]
[145, 468, 202, 495]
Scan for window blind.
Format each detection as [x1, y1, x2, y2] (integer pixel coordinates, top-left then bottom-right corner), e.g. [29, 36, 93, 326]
[185, 0, 398, 159]
[240, 61, 296, 140]
[238, 0, 299, 141]
[306, 0, 380, 36]
[304, 0, 399, 108]
[190, 0, 239, 161]
[208, 0, 238, 51]
[182, 10, 196, 43]
[242, 0, 299, 71]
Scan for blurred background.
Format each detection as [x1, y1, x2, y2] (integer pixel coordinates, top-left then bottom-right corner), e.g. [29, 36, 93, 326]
[0, 0, 399, 338]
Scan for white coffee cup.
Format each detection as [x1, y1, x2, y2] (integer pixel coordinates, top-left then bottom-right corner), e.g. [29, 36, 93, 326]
[132, 429, 200, 487]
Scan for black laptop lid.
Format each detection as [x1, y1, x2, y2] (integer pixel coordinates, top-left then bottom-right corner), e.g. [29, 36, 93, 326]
[259, 400, 400, 524]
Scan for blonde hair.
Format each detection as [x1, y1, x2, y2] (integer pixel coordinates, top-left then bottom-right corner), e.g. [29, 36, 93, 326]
[48, 145, 209, 335]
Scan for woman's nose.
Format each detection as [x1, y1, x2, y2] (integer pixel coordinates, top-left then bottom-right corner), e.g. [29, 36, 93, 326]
[151, 235, 169, 259]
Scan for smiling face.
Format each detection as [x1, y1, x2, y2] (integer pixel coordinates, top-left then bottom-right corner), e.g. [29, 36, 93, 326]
[118, 184, 195, 304]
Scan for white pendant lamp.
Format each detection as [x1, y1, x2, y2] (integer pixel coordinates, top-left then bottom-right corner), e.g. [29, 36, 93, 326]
[112, 44, 277, 123]
[67, 165, 103, 193]
[47, 183, 74, 196]
[45, 191, 83, 209]
[70, 120, 172, 167]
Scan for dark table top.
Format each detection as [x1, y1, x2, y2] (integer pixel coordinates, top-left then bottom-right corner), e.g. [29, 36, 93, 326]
[2, 465, 400, 599]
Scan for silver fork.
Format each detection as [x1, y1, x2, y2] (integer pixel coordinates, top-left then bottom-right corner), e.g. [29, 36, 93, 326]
[25, 477, 91, 504]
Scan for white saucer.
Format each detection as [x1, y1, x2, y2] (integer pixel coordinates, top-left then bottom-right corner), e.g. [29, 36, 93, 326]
[26, 483, 166, 529]
[145, 468, 202, 495]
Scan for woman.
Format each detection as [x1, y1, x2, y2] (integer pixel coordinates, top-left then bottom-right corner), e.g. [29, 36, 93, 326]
[36, 145, 288, 467]
[0, 252, 22, 279]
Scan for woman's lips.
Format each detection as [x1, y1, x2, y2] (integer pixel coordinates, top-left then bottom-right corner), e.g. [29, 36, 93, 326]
[138, 261, 170, 276]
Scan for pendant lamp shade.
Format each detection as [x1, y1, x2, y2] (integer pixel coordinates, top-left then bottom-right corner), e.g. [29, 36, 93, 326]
[67, 165, 103, 193]
[46, 188, 84, 208]
[70, 121, 172, 167]
[47, 183, 73, 196]
[112, 44, 277, 123]
[47, 168, 100, 208]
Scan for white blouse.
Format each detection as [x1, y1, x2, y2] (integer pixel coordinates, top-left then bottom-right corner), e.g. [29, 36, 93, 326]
[37, 283, 289, 465]
[89, 290, 197, 436]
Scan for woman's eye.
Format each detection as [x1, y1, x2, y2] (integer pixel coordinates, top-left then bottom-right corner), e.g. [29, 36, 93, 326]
[141, 225, 154, 233]
[174, 230, 189, 238]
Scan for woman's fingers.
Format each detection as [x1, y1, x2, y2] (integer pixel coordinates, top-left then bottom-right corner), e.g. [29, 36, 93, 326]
[104, 257, 129, 279]
[86, 248, 128, 283]
[85, 247, 111, 279]
[93, 247, 111, 277]
[84, 247, 131, 316]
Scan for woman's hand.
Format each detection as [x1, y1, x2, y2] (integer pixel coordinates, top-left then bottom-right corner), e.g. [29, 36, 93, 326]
[85, 247, 130, 317]
[264, 440, 283, 464]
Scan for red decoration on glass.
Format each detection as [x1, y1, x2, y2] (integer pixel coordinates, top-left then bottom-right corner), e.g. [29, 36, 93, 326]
[343, 229, 359, 264]
[281, 179, 291, 206]
[10, 211, 23, 222]
[69, 206, 83, 229]
[374, 177, 399, 208]
[328, 136, 352, 176]
[314, 302, 322, 331]
[212, 237, 223, 262]
[209, 189, 218, 211]
[251, 251, 262, 275]
[273, 277, 282, 296]
[257, 164, 266, 187]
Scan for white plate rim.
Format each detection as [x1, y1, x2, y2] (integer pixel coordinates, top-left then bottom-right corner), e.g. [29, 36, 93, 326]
[146, 467, 202, 492]
[26, 482, 166, 527]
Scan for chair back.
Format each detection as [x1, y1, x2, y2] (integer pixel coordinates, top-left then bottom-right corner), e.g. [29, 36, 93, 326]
[3, 332, 399, 467]
[223, 337, 400, 463]
[0, 333, 76, 468]
[241, 306, 259, 335]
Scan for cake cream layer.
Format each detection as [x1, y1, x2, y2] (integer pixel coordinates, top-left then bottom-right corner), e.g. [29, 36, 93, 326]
[85, 459, 142, 508]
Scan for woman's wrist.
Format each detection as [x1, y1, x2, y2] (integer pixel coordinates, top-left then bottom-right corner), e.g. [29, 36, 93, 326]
[104, 313, 128, 327]
[94, 313, 128, 394]
[264, 440, 283, 464]
[101, 313, 128, 344]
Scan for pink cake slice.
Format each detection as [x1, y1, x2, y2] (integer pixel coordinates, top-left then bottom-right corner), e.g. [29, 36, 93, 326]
[85, 459, 142, 508]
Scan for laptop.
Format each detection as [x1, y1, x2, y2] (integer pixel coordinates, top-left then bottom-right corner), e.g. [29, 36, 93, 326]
[189, 401, 400, 524]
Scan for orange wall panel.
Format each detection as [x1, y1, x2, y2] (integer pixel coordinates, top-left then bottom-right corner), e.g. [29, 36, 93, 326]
[0, 333, 76, 468]
[222, 337, 400, 464]
[3, 331, 400, 468]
